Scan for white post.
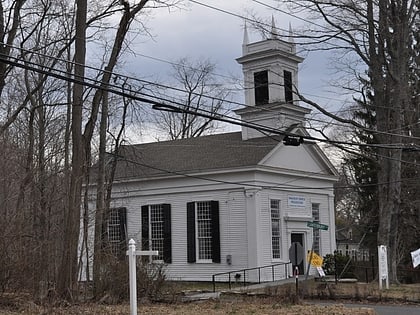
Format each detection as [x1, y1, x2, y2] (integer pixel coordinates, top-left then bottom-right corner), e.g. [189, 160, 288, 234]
[378, 245, 389, 290]
[128, 239, 137, 315]
[127, 239, 159, 315]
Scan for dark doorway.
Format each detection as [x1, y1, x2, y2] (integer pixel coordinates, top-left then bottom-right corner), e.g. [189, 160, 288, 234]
[291, 233, 305, 275]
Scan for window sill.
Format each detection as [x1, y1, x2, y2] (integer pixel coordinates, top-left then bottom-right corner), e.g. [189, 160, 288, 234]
[195, 260, 213, 264]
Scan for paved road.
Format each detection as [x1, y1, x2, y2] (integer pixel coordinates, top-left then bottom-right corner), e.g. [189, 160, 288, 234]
[316, 301, 420, 315]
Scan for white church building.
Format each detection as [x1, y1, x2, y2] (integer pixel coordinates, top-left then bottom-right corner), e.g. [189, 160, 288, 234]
[82, 25, 338, 282]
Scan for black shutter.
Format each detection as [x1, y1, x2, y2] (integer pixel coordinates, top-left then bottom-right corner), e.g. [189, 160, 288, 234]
[141, 205, 149, 250]
[187, 202, 196, 263]
[162, 204, 172, 263]
[210, 201, 221, 263]
[118, 207, 127, 255]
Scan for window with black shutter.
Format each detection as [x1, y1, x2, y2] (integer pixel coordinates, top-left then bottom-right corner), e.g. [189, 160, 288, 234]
[141, 204, 172, 263]
[187, 201, 220, 263]
[254, 70, 269, 105]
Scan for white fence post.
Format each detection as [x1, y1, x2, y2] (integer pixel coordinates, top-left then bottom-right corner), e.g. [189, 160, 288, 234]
[128, 239, 137, 315]
[127, 239, 159, 315]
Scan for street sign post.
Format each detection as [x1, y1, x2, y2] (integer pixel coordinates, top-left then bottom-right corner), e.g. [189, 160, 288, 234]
[305, 221, 328, 282]
[307, 221, 329, 230]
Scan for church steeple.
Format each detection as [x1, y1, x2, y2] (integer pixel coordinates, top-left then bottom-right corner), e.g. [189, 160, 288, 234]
[235, 19, 310, 140]
[270, 15, 278, 39]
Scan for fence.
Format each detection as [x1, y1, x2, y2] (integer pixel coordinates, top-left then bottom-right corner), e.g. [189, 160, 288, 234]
[329, 253, 420, 284]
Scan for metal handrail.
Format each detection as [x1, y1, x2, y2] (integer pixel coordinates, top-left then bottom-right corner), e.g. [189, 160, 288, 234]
[212, 261, 291, 292]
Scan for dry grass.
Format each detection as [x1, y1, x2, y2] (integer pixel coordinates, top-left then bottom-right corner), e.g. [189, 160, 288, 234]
[1, 282, 419, 314]
[0, 299, 376, 315]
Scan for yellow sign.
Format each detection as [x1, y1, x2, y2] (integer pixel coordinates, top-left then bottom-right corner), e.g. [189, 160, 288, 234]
[306, 251, 323, 267]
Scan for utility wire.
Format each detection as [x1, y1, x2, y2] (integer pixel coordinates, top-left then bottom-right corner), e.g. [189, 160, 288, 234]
[6, 43, 419, 143]
[1, 51, 419, 152]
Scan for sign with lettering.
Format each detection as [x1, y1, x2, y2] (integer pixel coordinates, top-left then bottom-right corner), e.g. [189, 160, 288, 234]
[307, 221, 329, 231]
[411, 248, 420, 268]
[288, 195, 306, 208]
[307, 250, 323, 267]
[378, 245, 389, 289]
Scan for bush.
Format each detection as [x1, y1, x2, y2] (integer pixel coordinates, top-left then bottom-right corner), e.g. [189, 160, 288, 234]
[323, 253, 355, 279]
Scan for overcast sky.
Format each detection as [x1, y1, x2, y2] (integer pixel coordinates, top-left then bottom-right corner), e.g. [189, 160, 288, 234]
[120, 0, 350, 140]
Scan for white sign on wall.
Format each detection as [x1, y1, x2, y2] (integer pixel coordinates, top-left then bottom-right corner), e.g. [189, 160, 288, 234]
[288, 195, 306, 208]
[411, 248, 420, 268]
[378, 245, 389, 290]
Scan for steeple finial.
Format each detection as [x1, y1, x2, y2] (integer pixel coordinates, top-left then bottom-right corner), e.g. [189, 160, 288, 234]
[270, 15, 278, 39]
[242, 21, 249, 54]
[288, 22, 294, 43]
[243, 21, 249, 46]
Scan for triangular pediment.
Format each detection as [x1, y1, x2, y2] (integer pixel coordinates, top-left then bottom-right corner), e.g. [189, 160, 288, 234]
[259, 129, 338, 177]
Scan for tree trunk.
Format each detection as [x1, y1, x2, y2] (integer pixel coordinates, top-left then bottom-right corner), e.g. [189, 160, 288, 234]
[57, 0, 87, 300]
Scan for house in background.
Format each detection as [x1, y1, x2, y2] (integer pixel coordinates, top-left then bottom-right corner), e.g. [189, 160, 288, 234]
[82, 24, 338, 282]
[336, 226, 371, 262]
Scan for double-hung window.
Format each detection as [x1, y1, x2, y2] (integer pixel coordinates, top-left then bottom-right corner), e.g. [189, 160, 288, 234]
[106, 207, 127, 258]
[141, 204, 172, 263]
[312, 203, 320, 254]
[187, 201, 220, 263]
[270, 199, 281, 259]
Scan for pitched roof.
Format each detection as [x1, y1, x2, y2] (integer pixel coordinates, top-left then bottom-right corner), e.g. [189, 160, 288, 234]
[113, 132, 281, 180]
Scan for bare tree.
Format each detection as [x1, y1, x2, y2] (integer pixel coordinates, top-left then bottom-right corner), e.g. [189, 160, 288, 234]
[274, 0, 418, 282]
[89, 0, 156, 299]
[0, 0, 26, 98]
[153, 57, 231, 140]
[56, 0, 85, 300]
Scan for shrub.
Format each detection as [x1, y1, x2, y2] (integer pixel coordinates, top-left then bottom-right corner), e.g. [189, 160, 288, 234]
[323, 253, 355, 279]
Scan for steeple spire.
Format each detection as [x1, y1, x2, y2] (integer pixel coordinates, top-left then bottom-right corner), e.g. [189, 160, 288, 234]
[242, 21, 249, 54]
[270, 15, 278, 39]
[243, 21, 249, 46]
[288, 22, 296, 53]
[288, 22, 294, 43]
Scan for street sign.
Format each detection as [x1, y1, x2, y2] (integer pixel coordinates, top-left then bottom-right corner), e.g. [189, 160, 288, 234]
[378, 245, 389, 290]
[289, 242, 304, 266]
[411, 248, 420, 268]
[306, 250, 323, 267]
[307, 221, 329, 231]
[316, 266, 326, 277]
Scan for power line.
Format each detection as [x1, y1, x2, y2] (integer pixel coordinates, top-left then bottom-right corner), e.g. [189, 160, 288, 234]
[2, 50, 419, 152]
[251, 0, 327, 30]
[13, 43, 420, 144]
